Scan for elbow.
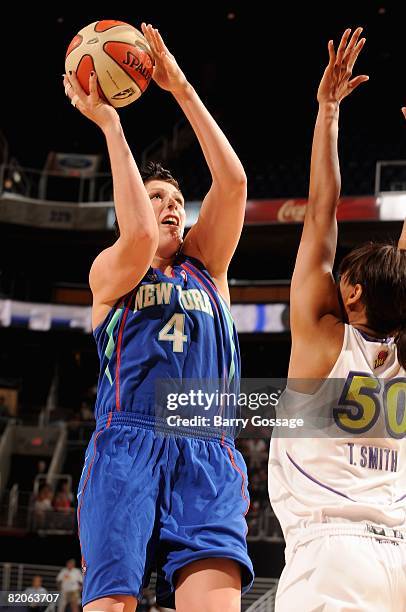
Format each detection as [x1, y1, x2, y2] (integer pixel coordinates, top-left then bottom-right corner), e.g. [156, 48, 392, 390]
[218, 171, 247, 197]
[138, 225, 159, 254]
[121, 222, 159, 250]
[138, 222, 159, 245]
[231, 170, 247, 191]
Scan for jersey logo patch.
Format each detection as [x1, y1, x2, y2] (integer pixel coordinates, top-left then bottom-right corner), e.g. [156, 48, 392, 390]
[374, 349, 388, 369]
[146, 273, 158, 282]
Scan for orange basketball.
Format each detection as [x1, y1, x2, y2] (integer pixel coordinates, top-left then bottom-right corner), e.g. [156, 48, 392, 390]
[65, 20, 154, 108]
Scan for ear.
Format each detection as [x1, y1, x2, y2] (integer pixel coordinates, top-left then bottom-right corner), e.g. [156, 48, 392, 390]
[347, 283, 363, 305]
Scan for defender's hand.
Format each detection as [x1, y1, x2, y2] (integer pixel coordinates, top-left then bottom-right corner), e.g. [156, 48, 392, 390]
[317, 27, 369, 106]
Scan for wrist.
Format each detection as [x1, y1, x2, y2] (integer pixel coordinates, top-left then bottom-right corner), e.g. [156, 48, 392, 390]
[172, 81, 194, 102]
[318, 100, 340, 120]
[101, 116, 122, 137]
[318, 100, 340, 113]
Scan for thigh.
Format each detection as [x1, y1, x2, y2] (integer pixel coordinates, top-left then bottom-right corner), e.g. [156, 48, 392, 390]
[175, 558, 241, 612]
[157, 437, 254, 606]
[276, 536, 392, 612]
[78, 425, 167, 606]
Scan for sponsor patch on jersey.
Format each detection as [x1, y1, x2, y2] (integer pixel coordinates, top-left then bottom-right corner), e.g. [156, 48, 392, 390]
[374, 349, 388, 369]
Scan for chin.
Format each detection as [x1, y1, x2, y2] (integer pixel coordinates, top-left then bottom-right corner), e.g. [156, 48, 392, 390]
[158, 235, 183, 259]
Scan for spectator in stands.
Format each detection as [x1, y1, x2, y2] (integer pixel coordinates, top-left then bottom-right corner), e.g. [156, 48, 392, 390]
[33, 483, 53, 528]
[34, 460, 48, 488]
[52, 491, 71, 512]
[23, 575, 48, 612]
[53, 480, 73, 512]
[56, 559, 82, 612]
[245, 439, 267, 469]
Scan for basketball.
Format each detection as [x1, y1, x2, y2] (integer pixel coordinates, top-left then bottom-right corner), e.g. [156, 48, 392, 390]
[65, 20, 154, 108]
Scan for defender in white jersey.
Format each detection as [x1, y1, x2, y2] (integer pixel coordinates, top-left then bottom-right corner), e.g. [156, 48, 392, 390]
[268, 28, 406, 611]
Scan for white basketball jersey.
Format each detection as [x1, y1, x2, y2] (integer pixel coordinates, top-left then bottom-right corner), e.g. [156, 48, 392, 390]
[268, 324, 406, 543]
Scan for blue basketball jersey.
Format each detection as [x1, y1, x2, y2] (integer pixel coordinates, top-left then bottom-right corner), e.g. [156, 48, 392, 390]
[93, 254, 240, 426]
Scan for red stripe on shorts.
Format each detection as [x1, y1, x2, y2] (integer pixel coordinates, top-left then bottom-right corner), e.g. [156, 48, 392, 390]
[225, 445, 250, 517]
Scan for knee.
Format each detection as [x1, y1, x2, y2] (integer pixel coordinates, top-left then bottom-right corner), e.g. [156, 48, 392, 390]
[83, 595, 137, 612]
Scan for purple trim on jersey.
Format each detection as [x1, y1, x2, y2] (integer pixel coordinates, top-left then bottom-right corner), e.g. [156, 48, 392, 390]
[286, 451, 356, 501]
[184, 260, 218, 294]
[355, 328, 392, 344]
[181, 262, 219, 315]
[394, 493, 406, 503]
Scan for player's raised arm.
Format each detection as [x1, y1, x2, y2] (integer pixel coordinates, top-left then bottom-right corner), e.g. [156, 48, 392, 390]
[290, 28, 368, 340]
[398, 111, 406, 249]
[63, 72, 158, 328]
[141, 23, 246, 303]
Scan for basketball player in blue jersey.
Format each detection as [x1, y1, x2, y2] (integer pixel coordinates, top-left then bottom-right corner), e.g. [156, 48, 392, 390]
[268, 28, 406, 610]
[63, 22, 252, 612]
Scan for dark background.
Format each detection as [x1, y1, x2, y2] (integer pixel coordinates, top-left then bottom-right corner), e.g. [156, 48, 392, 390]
[1, 1, 406, 198]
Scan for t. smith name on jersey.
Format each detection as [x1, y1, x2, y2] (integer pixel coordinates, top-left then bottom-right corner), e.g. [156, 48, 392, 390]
[347, 443, 398, 472]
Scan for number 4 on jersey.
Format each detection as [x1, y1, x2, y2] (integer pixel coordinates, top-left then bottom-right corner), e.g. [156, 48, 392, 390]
[158, 313, 187, 352]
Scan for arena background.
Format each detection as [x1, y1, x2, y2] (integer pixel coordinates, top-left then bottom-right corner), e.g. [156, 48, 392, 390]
[0, 2, 405, 610]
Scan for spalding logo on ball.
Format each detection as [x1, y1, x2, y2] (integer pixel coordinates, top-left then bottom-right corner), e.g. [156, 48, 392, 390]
[65, 20, 154, 108]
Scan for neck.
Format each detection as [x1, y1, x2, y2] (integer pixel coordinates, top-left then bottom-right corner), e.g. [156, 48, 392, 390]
[347, 313, 388, 339]
[152, 253, 177, 273]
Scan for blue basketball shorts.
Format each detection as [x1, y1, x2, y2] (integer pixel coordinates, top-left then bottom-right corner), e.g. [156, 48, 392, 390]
[77, 412, 254, 607]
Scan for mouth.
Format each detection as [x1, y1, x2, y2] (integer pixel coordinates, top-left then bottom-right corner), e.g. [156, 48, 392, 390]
[161, 215, 179, 227]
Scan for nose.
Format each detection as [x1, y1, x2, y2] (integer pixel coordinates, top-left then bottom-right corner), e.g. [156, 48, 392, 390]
[167, 197, 178, 211]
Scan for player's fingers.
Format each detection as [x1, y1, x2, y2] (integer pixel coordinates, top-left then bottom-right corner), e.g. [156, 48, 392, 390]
[70, 94, 82, 109]
[150, 26, 162, 55]
[335, 28, 351, 68]
[89, 71, 98, 103]
[143, 24, 158, 57]
[401, 107, 406, 119]
[67, 71, 87, 103]
[327, 40, 336, 67]
[348, 37, 366, 71]
[154, 28, 168, 55]
[348, 74, 369, 91]
[343, 26, 363, 60]
[63, 75, 75, 100]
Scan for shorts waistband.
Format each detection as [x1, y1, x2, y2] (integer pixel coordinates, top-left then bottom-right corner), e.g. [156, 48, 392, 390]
[96, 411, 235, 445]
[287, 522, 406, 554]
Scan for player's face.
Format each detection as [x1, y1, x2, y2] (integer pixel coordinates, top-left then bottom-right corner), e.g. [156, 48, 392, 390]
[145, 179, 186, 257]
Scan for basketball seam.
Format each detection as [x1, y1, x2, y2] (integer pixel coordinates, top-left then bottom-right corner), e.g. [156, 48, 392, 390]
[94, 21, 134, 33]
[75, 54, 108, 102]
[66, 35, 83, 59]
[102, 42, 149, 96]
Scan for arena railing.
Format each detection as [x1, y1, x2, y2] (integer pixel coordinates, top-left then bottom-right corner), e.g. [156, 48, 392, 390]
[0, 562, 62, 592]
[0, 422, 14, 498]
[245, 581, 278, 612]
[0, 164, 113, 203]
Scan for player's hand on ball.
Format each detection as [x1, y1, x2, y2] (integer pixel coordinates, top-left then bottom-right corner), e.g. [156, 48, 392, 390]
[141, 23, 188, 96]
[63, 71, 119, 131]
[317, 27, 369, 106]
